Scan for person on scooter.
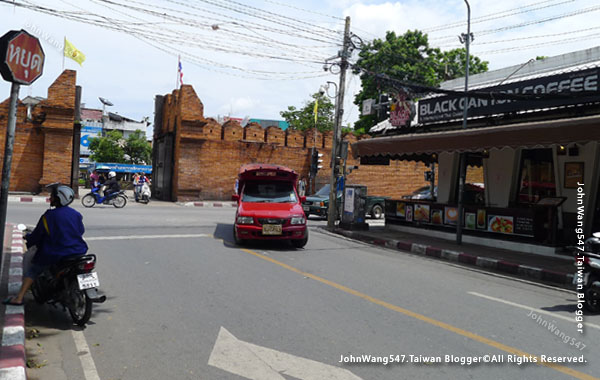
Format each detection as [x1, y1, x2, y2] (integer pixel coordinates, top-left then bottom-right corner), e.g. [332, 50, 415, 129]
[103, 171, 120, 201]
[3, 184, 88, 306]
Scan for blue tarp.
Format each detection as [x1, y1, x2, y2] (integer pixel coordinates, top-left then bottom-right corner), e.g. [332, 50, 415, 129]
[94, 163, 152, 174]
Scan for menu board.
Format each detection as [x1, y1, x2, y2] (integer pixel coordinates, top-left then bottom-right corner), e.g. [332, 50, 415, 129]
[444, 207, 458, 225]
[465, 213, 476, 230]
[431, 209, 443, 225]
[514, 216, 535, 236]
[487, 215, 514, 234]
[406, 205, 413, 222]
[396, 202, 406, 218]
[414, 204, 430, 222]
[477, 209, 486, 229]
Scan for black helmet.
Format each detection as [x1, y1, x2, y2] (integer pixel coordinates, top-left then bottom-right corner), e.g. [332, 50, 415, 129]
[584, 237, 600, 254]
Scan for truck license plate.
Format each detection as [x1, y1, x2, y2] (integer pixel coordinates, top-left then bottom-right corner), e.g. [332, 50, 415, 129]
[262, 224, 282, 235]
[77, 272, 100, 290]
[303, 206, 309, 211]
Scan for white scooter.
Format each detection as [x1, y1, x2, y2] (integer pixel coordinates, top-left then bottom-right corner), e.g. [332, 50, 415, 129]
[139, 182, 151, 204]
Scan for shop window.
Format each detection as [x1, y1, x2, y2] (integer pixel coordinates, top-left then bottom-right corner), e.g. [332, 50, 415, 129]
[517, 148, 556, 204]
[455, 154, 485, 204]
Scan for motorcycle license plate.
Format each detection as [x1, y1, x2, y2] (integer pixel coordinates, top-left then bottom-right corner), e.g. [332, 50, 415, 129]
[572, 272, 589, 285]
[262, 224, 282, 235]
[77, 272, 100, 290]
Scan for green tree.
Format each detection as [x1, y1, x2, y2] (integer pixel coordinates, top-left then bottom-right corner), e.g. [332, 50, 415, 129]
[280, 92, 335, 132]
[124, 130, 152, 164]
[353, 30, 489, 133]
[89, 130, 125, 163]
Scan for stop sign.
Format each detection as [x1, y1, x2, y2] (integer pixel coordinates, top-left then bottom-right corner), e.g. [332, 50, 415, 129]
[0, 29, 45, 85]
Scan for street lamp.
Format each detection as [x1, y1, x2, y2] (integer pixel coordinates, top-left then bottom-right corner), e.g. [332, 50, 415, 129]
[456, 0, 473, 245]
[98, 97, 113, 137]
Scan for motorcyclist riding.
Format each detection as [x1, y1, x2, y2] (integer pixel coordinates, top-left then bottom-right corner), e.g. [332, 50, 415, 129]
[3, 184, 88, 306]
[103, 171, 120, 201]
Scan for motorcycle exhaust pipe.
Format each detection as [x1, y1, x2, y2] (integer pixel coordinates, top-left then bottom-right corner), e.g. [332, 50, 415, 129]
[85, 288, 107, 303]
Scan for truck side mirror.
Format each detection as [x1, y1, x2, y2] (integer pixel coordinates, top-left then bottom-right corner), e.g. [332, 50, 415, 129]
[300, 196, 306, 203]
[232, 194, 240, 202]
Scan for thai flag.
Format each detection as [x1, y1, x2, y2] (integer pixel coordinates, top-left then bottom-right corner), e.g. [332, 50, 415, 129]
[178, 56, 183, 86]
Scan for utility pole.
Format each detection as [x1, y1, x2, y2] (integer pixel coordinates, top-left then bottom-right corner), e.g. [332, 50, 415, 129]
[327, 16, 351, 229]
[456, 0, 472, 244]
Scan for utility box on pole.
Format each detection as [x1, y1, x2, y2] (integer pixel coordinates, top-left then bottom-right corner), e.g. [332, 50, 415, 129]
[340, 185, 369, 231]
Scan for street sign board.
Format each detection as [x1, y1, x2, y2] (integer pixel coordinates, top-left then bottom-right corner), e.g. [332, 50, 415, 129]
[0, 29, 45, 85]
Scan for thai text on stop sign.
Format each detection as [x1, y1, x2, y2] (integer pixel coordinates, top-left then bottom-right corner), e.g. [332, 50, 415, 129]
[7, 38, 43, 81]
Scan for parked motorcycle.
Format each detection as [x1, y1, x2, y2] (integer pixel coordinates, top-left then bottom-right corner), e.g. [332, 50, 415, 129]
[137, 182, 151, 204]
[17, 225, 106, 326]
[573, 234, 600, 313]
[82, 186, 127, 208]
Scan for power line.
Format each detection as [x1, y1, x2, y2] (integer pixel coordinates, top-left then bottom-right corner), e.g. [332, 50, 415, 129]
[437, 25, 600, 48]
[3, 0, 336, 79]
[257, 0, 344, 21]
[424, 0, 575, 33]
[217, 0, 341, 34]
[190, 0, 340, 41]
[431, 4, 600, 43]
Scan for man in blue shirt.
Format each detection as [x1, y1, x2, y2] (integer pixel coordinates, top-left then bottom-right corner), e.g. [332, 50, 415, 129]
[3, 184, 88, 306]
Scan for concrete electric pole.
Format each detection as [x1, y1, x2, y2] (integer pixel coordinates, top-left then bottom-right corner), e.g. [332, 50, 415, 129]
[327, 16, 351, 229]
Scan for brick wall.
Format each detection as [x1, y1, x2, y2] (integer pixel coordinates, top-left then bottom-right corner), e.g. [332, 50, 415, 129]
[156, 85, 485, 201]
[0, 70, 77, 193]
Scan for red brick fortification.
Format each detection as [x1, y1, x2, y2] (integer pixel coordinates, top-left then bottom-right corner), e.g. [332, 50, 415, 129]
[155, 85, 483, 201]
[0, 70, 77, 193]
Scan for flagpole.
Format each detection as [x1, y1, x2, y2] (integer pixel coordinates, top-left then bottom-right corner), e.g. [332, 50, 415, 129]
[176, 55, 180, 90]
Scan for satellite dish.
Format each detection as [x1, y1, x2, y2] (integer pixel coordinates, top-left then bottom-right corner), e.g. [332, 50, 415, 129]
[99, 97, 113, 106]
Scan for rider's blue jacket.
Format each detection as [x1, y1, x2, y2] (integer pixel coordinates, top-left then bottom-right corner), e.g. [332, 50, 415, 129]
[26, 206, 88, 266]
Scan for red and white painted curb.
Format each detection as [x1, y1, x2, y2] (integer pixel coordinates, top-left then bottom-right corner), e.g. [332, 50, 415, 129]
[8, 196, 50, 204]
[334, 229, 574, 288]
[0, 224, 26, 379]
[179, 201, 237, 208]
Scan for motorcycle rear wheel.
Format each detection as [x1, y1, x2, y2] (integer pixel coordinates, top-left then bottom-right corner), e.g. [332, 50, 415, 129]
[82, 194, 96, 208]
[67, 280, 92, 326]
[584, 276, 600, 313]
[113, 195, 127, 208]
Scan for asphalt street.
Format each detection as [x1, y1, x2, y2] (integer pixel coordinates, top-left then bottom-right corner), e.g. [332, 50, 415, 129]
[7, 201, 600, 380]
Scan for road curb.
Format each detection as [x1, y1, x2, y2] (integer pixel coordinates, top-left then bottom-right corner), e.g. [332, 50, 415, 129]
[178, 201, 237, 208]
[0, 224, 26, 380]
[7, 196, 50, 204]
[332, 228, 573, 289]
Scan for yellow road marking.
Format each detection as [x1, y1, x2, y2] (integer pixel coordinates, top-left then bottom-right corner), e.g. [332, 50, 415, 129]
[239, 248, 598, 380]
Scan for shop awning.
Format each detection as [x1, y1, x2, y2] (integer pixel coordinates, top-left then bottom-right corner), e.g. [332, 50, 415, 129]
[353, 114, 600, 158]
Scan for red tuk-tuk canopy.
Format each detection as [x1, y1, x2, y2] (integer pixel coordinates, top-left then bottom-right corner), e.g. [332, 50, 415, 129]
[238, 164, 298, 183]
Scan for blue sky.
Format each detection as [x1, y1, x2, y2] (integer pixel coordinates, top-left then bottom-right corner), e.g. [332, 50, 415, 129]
[1, 0, 598, 131]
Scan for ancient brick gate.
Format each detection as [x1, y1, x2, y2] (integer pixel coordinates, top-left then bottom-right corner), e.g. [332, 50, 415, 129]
[152, 84, 483, 202]
[0, 70, 79, 194]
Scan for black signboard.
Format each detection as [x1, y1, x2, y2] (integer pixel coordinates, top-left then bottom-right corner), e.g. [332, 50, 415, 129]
[418, 67, 600, 123]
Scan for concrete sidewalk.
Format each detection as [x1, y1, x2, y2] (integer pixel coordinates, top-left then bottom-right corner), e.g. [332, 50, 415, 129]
[330, 226, 575, 289]
[0, 224, 26, 380]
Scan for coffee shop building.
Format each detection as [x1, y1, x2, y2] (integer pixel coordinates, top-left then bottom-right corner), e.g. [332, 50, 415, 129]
[353, 48, 600, 254]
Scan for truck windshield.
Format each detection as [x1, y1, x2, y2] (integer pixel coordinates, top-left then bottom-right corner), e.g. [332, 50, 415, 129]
[242, 182, 297, 203]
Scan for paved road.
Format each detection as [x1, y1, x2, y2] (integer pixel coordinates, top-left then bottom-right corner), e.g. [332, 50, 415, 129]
[7, 202, 600, 380]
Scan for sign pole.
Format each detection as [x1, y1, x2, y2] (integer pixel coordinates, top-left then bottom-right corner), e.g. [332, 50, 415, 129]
[0, 82, 21, 262]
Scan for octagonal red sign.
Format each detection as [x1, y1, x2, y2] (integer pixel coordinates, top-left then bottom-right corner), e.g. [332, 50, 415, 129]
[0, 29, 45, 85]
